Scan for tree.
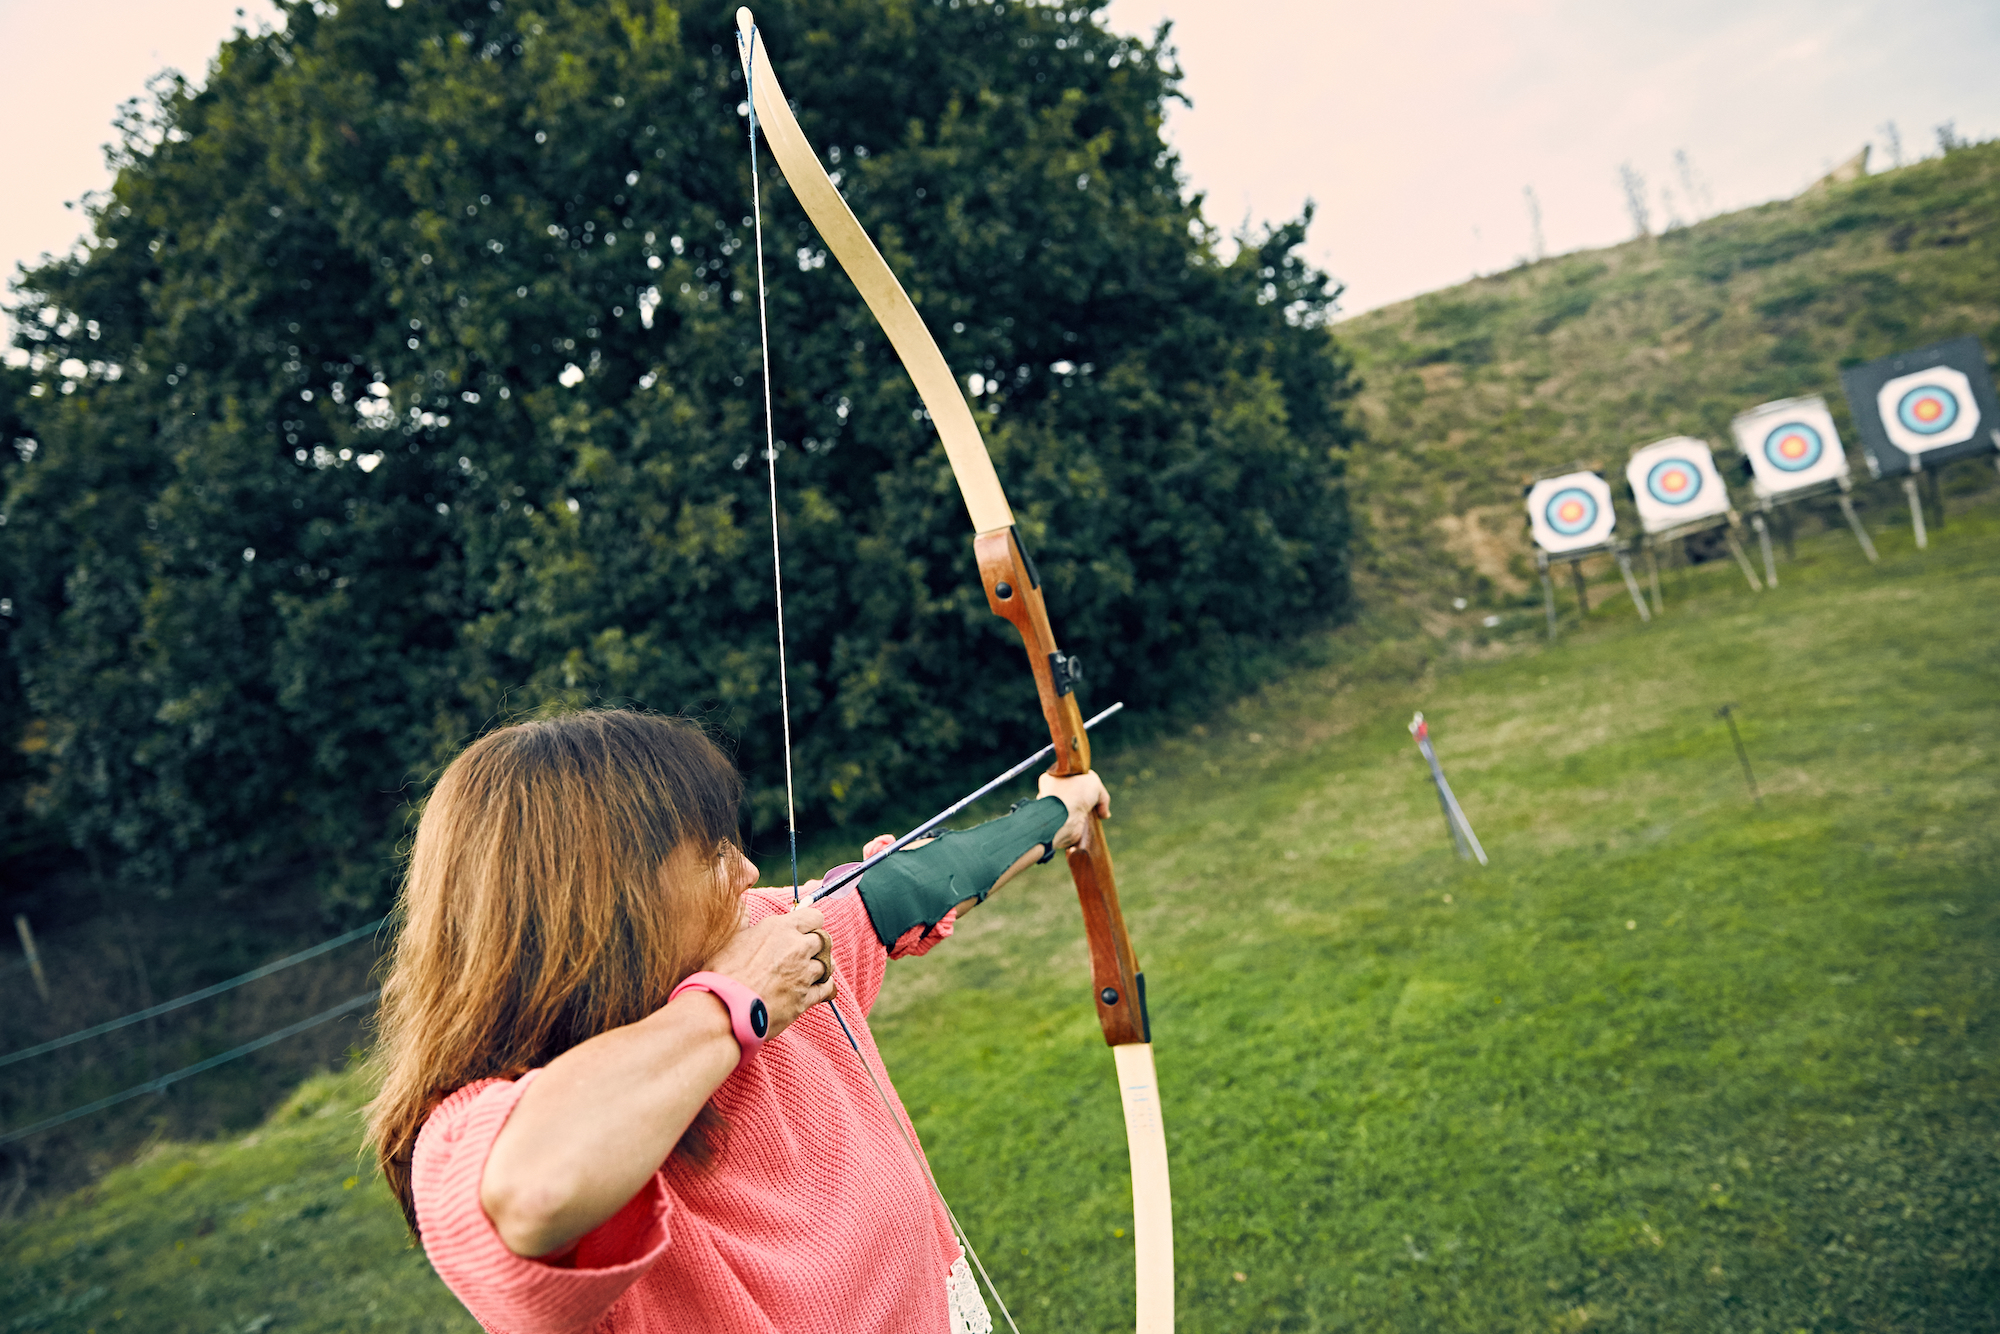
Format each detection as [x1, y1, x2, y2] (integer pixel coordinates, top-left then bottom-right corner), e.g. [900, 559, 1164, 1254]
[2, 0, 1357, 911]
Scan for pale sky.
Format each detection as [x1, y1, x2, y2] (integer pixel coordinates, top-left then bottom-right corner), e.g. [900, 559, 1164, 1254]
[1102, 0, 2000, 313]
[5, 0, 2000, 341]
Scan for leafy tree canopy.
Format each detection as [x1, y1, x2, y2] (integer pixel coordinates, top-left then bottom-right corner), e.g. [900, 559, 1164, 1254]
[2, 0, 1356, 911]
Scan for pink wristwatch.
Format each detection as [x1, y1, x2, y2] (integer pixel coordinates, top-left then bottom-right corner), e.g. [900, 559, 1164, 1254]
[668, 971, 769, 1063]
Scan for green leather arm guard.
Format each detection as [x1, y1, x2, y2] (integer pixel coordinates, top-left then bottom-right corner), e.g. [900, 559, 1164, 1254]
[857, 796, 1068, 948]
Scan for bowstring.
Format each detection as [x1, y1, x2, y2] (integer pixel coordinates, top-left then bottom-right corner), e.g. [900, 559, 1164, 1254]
[742, 25, 799, 905]
[738, 25, 1020, 1333]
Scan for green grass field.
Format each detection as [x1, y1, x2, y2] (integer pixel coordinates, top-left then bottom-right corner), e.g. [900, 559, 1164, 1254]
[8, 504, 1996, 1331]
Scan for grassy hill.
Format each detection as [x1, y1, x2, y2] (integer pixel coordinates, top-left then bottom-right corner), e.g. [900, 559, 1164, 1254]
[8, 501, 1997, 1331]
[1337, 139, 2000, 605]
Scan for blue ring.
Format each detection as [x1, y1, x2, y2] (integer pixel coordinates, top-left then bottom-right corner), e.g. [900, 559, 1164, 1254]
[1646, 458, 1704, 506]
[1895, 385, 1959, 436]
[1543, 487, 1599, 537]
[1762, 422, 1823, 473]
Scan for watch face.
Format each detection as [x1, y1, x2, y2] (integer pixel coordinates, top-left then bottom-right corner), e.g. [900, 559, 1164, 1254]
[749, 997, 769, 1038]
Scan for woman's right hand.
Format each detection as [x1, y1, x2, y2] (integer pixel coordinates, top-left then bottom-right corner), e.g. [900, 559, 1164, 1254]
[699, 906, 836, 1037]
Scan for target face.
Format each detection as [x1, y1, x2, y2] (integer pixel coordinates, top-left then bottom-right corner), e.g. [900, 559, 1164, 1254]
[1645, 458, 1704, 506]
[1732, 395, 1849, 496]
[1544, 487, 1600, 537]
[1526, 471, 1617, 554]
[1877, 366, 1978, 455]
[1763, 422, 1823, 471]
[1627, 436, 1733, 533]
[1897, 386, 1957, 434]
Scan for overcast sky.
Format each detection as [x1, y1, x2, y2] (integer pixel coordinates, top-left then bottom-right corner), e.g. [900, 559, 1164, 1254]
[1102, 0, 2000, 314]
[5, 0, 2000, 339]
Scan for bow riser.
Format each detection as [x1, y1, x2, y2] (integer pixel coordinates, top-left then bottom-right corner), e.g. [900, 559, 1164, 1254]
[1066, 822, 1149, 1046]
[973, 528, 1090, 769]
[974, 527, 1147, 1047]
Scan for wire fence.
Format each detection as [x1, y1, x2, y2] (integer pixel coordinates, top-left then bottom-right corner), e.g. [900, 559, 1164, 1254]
[0, 915, 391, 1145]
[0, 991, 378, 1146]
[0, 915, 388, 1069]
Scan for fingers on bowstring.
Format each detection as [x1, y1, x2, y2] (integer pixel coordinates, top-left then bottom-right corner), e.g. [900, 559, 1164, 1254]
[810, 927, 836, 1000]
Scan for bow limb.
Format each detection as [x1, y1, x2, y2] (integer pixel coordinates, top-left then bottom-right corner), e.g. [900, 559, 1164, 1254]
[736, 13, 1173, 1330]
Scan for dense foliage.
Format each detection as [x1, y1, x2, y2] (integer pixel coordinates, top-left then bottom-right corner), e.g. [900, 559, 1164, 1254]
[1, 0, 1356, 909]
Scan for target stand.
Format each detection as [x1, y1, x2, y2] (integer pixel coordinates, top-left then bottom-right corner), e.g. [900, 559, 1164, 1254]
[1523, 468, 1652, 639]
[1730, 394, 1879, 576]
[1625, 437, 1764, 608]
[1840, 335, 2000, 551]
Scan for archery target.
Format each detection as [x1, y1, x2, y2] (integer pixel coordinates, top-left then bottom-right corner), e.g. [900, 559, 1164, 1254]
[1877, 366, 1978, 455]
[1626, 436, 1733, 533]
[1730, 395, 1850, 498]
[1646, 457, 1703, 505]
[1839, 336, 2000, 478]
[1526, 470, 1617, 554]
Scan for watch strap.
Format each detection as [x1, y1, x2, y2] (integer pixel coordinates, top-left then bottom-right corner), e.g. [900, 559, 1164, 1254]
[669, 970, 770, 1063]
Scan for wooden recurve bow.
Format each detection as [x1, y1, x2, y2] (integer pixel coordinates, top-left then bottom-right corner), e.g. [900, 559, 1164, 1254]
[735, 12, 1174, 1328]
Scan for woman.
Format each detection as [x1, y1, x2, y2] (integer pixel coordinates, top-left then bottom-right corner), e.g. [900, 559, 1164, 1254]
[367, 709, 1108, 1333]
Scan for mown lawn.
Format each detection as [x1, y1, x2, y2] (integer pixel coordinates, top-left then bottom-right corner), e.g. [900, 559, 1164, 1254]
[6, 508, 1996, 1332]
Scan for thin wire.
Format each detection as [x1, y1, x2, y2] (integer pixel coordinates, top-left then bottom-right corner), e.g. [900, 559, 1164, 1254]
[737, 24, 1015, 1328]
[0, 916, 386, 1068]
[0, 990, 378, 1146]
[742, 26, 800, 904]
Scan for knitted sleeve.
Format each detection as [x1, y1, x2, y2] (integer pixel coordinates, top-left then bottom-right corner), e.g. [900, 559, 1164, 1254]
[412, 1072, 673, 1334]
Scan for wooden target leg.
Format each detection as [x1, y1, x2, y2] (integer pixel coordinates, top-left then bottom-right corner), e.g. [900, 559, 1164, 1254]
[1646, 544, 1664, 614]
[1569, 558, 1590, 614]
[1723, 525, 1764, 591]
[1903, 477, 1928, 550]
[1538, 553, 1558, 640]
[1616, 549, 1651, 622]
[1837, 491, 1879, 563]
[1751, 513, 1778, 588]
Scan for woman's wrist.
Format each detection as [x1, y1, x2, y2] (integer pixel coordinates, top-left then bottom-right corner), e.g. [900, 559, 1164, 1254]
[657, 986, 746, 1050]
[667, 972, 770, 1063]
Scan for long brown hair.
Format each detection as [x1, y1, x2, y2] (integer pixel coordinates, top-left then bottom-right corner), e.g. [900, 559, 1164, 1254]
[367, 709, 745, 1234]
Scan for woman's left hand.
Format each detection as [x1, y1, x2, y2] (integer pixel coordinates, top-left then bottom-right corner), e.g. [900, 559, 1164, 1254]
[1038, 769, 1110, 853]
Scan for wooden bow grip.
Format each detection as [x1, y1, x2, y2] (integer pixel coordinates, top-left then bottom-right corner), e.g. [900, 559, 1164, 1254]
[975, 527, 1148, 1047]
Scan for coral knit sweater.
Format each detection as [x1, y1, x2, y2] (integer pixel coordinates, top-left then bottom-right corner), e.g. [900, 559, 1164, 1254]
[411, 885, 965, 1334]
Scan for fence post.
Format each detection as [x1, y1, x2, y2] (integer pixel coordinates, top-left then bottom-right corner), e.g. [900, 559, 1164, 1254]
[14, 915, 50, 1004]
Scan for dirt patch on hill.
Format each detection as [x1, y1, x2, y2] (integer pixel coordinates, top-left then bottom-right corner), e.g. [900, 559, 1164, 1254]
[1435, 504, 1532, 595]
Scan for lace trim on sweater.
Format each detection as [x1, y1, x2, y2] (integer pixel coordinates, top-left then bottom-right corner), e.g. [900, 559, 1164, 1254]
[945, 1255, 992, 1333]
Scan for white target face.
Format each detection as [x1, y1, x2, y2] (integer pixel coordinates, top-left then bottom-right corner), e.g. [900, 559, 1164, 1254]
[1526, 471, 1617, 554]
[1875, 366, 1981, 456]
[1626, 436, 1733, 534]
[1731, 395, 1850, 497]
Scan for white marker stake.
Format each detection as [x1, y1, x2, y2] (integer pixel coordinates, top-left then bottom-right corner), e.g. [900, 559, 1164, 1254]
[1409, 714, 1488, 865]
